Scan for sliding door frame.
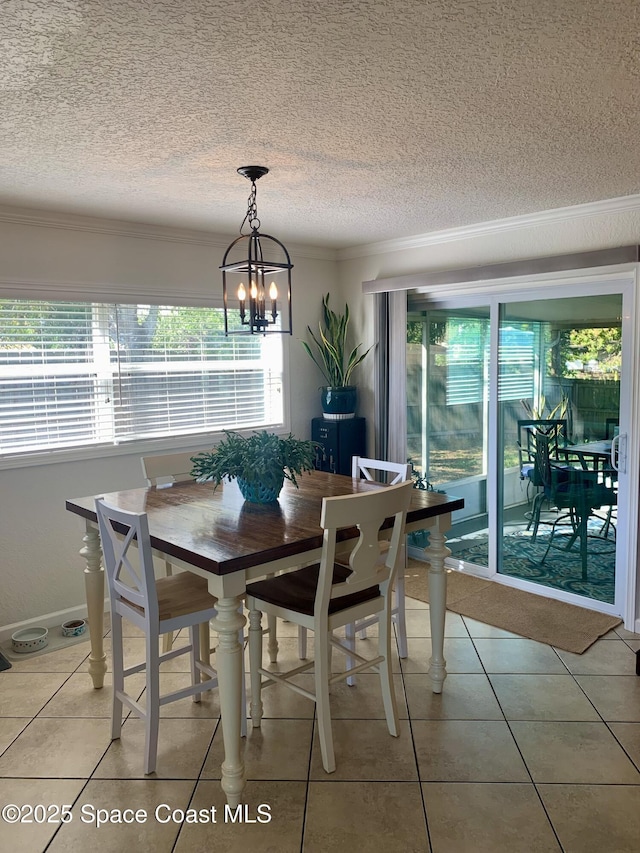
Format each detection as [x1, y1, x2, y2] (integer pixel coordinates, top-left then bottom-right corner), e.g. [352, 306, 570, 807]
[389, 262, 639, 630]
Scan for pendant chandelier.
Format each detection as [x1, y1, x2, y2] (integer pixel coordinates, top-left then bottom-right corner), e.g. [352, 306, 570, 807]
[221, 166, 293, 336]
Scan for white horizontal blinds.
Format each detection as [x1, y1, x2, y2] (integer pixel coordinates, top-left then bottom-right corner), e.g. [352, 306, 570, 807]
[445, 317, 489, 406]
[111, 304, 276, 441]
[0, 301, 113, 452]
[498, 322, 541, 401]
[444, 316, 540, 405]
[0, 300, 284, 454]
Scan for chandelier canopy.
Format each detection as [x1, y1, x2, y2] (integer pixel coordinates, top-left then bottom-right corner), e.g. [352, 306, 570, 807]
[221, 166, 293, 336]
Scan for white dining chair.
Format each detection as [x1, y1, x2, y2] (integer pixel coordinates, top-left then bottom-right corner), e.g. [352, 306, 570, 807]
[96, 498, 232, 775]
[141, 451, 199, 652]
[295, 456, 412, 677]
[246, 480, 412, 773]
[344, 457, 412, 683]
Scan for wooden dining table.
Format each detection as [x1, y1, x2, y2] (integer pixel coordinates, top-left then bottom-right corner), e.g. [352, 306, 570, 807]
[66, 469, 464, 805]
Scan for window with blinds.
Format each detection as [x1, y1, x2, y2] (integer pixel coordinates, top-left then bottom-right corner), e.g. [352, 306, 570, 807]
[0, 300, 284, 455]
[445, 317, 540, 405]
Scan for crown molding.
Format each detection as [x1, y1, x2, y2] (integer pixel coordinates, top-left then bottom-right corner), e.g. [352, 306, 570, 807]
[0, 204, 337, 261]
[339, 193, 640, 260]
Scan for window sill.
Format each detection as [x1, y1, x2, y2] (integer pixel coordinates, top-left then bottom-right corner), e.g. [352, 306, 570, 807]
[0, 423, 290, 471]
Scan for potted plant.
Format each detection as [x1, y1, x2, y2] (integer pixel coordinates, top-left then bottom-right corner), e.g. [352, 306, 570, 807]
[190, 430, 317, 504]
[302, 293, 372, 419]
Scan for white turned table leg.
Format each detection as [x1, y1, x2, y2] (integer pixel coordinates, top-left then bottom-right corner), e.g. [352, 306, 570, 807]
[425, 524, 450, 694]
[81, 522, 107, 689]
[212, 595, 247, 806]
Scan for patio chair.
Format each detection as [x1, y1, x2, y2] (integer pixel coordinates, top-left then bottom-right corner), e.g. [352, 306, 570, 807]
[530, 434, 617, 580]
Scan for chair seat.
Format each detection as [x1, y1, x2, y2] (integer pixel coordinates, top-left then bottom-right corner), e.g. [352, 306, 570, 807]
[124, 573, 217, 622]
[246, 562, 379, 617]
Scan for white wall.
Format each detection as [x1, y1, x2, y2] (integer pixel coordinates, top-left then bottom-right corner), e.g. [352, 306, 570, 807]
[0, 208, 338, 630]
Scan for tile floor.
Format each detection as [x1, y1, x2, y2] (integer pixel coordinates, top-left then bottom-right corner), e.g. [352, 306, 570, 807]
[1, 601, 640, 852]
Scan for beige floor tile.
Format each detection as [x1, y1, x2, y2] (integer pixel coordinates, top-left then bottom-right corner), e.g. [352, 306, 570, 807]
[614, 625, 640, 640]
[93, 717, 216, 779]
[575, 675, 640, 721]
[400, 637, 483, 673]
[624, 638, 640, 652]
[441, 611, 471, 638]
[402, 609, 470, 638]
[247, 676, 316, 720]
[0, 778, 86, 851]
[404, 674, 504, 720]
[98, 637, 194, 674]
[141, 673, 223, 718]
[332, 635, 402, 673]
[304, 781, 429, 852]
[201, 719, 313, 781]
[0, 672, 70, 717]
[403, 609, 431, 637]
[473, 638, 566, 673]
[489, 674, 601, 721]
[423, 782, 561, 853]
[0, 717, 29, 754]
[510, 721, 640, 783]
[555, 638, 638, 675]
[413, 720, 529, 782]
[6, 642, 91, 674]
[175, 780, 306, 852]
[538, 784, 640, 853]
[0, 717, 110, 778]
[461, 616, 521, 638]
[309, 718, 417, 781]
[405, 596, 429, 610]
[318, 672, 408, 719]
[47, 778, 195, 853]
[259, 637, 316, 671]
[608, 722, 640, 770]
[37, 672, 144, 718]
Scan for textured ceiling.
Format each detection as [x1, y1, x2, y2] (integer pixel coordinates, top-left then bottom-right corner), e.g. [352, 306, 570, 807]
[2, 0, 640, 248]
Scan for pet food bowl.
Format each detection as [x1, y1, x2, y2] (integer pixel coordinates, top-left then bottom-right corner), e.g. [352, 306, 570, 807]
[61, 619, 87, 638]
[11, 626, 49, 654]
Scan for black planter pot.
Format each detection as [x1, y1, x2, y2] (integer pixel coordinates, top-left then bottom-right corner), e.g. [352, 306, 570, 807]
[321, 386, 357, 420]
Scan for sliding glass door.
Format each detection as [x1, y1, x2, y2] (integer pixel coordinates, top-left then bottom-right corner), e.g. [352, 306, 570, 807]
[406, 273, 634, 617]
[498, 294, 622, 604]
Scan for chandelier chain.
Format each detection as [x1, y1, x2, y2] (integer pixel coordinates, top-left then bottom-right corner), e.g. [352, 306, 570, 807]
[240, 180, 261, 233]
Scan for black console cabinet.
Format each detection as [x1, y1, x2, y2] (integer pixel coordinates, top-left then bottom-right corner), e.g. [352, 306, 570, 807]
[312, 417, 366, 476]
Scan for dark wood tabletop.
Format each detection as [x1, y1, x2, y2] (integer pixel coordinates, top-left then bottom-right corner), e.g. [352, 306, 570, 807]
[66, 469, 464, 577]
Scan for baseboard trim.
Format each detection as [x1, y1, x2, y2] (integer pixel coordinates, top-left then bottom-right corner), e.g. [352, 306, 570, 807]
[0, 600, 109, 644]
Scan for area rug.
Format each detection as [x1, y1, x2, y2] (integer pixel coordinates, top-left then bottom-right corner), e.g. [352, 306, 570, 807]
[447, 526, 616, 604]
[405, 559, 621, 654]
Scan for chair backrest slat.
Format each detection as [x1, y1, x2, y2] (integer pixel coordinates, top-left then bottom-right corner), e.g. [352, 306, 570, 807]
[315, 481, 413, 616]
[96, 499, 159, 625]
[352, 456, 411, 485]
[141, 451, 198, 487]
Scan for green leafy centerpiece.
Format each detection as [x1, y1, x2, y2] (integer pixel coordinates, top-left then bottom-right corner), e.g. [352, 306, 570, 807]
[190, 430, 317, 504]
